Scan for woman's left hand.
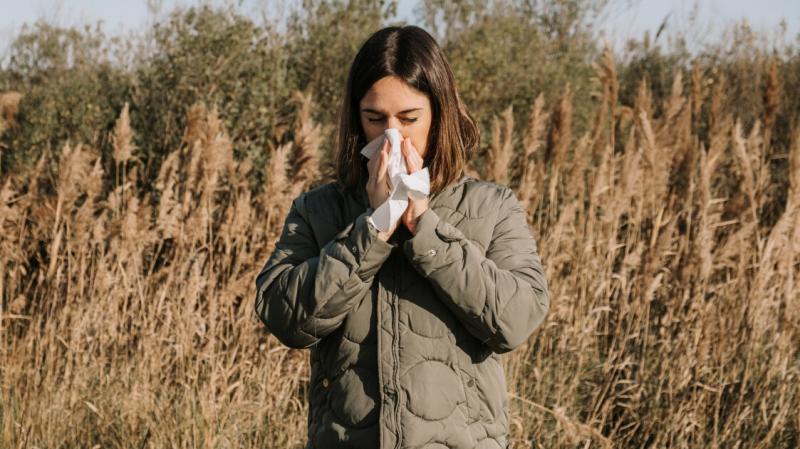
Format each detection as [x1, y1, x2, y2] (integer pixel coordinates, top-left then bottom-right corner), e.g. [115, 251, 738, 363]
[401, 137, 429, 235]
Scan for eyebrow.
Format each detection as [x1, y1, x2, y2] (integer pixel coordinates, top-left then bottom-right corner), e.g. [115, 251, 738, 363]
[361, 108, 422, 114]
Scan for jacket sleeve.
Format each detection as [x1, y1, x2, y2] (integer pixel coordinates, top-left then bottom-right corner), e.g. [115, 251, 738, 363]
[255, 192, 395, 349]
[402, 186, 549, 354]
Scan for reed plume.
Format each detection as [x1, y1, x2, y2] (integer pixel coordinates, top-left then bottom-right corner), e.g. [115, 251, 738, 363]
[2, 49, 798, 449]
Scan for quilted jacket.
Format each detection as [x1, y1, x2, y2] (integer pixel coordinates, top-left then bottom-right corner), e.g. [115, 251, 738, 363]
[254, 172, 549, 449]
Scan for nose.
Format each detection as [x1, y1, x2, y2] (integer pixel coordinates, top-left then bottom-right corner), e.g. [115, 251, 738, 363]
[385, 117, 404, 131]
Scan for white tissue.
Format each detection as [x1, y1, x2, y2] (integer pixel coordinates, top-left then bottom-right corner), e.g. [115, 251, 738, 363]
[360, 128, 430, 232]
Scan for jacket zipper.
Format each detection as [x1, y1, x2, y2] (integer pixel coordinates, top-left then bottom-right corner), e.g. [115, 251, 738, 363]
[392, 259, 402, 449]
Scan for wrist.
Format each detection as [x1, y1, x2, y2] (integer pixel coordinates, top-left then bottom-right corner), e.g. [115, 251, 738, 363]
[366, 207, 388, 241]
[409, 210, 426, 235]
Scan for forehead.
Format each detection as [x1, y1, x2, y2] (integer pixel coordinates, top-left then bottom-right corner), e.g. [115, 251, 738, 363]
[360, 76, 429, 112]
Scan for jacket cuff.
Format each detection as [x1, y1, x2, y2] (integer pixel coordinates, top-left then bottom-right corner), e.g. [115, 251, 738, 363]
[345, 210, 395, 281]
[402, 208, 460, 276]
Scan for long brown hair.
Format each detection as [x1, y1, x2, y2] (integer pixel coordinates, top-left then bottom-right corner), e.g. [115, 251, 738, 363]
[334, 25, 480, 196]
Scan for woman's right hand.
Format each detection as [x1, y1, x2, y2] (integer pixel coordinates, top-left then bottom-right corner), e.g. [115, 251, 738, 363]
[366, 136, 399, 241]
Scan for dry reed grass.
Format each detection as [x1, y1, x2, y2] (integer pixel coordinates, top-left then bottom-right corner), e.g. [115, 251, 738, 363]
[0, 92, 22, 134]
[0, 92, 23, 174]
[0, 51, 798, 449]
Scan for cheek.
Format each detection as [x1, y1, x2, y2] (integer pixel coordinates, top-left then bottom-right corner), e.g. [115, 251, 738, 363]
[361, 119, 381, 142]
[412, 123, 432, 156]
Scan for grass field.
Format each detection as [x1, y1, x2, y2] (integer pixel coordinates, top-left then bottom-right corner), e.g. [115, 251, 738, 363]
[1, 42, 799, 448]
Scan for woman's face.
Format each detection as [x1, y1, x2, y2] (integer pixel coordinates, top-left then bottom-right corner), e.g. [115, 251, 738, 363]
[359, 75, 432, 160]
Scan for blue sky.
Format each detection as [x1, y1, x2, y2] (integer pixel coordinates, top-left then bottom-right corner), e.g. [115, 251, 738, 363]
[0, 0, 798, 56]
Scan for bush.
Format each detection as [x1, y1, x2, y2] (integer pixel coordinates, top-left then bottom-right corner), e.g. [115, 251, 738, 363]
[0, 21, 133, 174]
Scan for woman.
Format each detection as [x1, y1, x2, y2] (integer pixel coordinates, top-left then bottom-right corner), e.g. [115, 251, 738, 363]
[255, 25, 549, 449]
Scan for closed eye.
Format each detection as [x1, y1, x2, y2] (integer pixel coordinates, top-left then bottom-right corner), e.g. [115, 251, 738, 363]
[368, 117, 418, 123]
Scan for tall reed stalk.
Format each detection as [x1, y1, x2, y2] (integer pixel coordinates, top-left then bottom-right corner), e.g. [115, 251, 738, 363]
[1, 52, 798, 448]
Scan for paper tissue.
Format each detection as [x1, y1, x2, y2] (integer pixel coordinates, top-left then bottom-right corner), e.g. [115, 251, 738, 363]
[360, 128, 430, 232]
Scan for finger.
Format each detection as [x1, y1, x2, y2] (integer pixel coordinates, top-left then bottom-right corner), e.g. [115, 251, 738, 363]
[402, 138, 418, 172]
[377, 144, 389, 183]
[406, 138, 423, 165]
[407, 138, 422, 167]
[382, 135, 390, 153]
[379, 136, 390, 159]
[370, 138, 385, 165]
[367, 151, 377, 176]
[400, 139, 410, 171]
[370, 136, 388, 164]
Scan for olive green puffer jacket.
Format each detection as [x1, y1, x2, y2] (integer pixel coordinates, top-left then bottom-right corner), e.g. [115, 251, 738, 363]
[254, 172, 549, 449]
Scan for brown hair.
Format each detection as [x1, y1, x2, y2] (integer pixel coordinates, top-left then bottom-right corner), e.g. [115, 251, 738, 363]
[334, 25, 480, 196]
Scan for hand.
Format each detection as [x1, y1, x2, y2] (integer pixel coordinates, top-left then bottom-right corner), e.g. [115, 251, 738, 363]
[400, 137, 429, 235]
[365, 136, 399, 241]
